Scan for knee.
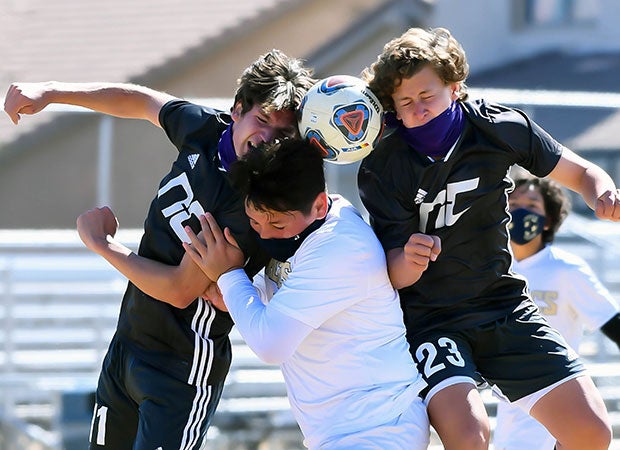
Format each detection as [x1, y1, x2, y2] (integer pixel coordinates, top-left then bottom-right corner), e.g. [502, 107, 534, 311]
[582, 418, 612, 450]
[457, 427, 489, 450]
[558, 416, 612, 450]
[428, 383, 491, 450]
[436, 420, 490, 450]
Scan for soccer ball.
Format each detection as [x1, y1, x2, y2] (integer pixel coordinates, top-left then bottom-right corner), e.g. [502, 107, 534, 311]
[298, 75, 384, 164]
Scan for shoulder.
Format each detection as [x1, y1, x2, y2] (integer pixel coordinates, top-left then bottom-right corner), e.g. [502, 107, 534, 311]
[461, 100, 562, 174]
[160, 99, 229, 120]
[160, 99, 230, 133]
[325, 196, 366, 228]
[307, 196, 381, 256]
[159, 99, 231, 151]
[460, 99, 533, 146]
[358, 129, 421, 199]
[523, 246, 595, 280]
[360, 127, 410, 172]
[461, 99, 529, 126]
[547, 245, 591, 270]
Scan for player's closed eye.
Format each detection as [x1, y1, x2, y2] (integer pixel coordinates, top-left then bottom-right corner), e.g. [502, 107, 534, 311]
[278, 130, 296, 139]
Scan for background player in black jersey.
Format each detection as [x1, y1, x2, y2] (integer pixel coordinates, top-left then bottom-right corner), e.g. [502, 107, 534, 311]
[358, 27, 619, 450]
[3, 50, 315, 450]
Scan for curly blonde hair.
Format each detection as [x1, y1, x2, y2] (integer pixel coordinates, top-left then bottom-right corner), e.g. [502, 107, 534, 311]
[362, 27, 469, 111]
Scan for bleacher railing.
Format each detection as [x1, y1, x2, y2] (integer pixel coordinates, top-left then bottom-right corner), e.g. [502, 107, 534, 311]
[1, 90, 619, 448]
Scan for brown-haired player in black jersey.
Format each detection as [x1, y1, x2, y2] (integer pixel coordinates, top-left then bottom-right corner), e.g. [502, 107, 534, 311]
[4, 50, 315, 450]
[358, 27, 619, 450]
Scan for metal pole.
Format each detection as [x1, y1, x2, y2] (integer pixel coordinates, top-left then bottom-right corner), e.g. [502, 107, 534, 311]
[97, 116, 113, 207]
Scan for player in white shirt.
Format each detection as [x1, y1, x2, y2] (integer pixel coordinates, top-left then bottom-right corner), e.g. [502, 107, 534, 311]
[183, 138, 430, 450]
[493, 175, 620, 450]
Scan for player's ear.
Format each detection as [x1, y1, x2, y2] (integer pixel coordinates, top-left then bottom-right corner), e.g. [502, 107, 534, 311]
[231, 102, 242, 122]
[450, 82, 461, 101]
[313, 192, 329, 219]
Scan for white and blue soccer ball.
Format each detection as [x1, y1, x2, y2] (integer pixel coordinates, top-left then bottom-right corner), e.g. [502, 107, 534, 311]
[298, 75, 384, 164]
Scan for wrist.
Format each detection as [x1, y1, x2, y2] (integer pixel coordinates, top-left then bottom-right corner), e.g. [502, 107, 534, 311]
[217, 266, 243, 281]
[101, 235, 132, 258]
[42, 81, 62, 103]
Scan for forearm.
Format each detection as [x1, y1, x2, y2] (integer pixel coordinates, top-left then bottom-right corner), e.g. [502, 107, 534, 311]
[218, 269, 312, 364]
[386, 247, 424, 289]
[41, 81, 173, 126]
[582, 165, 616, 211]
[90, 235, 209, 308]
[568, 165, 614, 210]
[550, 148, 617, 210]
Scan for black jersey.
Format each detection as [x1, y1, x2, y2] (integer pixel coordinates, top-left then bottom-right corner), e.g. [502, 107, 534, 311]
[358, 99, 562, 334]
[115, 100, 267, 386]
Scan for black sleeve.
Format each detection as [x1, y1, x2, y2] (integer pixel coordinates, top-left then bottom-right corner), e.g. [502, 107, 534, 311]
[357, 135, 420, 251]
[463, 100, 563, 177]
[601, 313, 620, 350]
[159, 99, 224, 153]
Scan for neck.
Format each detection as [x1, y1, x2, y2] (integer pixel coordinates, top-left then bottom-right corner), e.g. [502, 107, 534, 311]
[511, 239, 544, 261]
[217, 123, 237, 171]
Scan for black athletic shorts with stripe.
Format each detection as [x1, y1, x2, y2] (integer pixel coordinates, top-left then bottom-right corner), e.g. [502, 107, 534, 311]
[88, 337, 225, 450]
[408, 300, 585, 403]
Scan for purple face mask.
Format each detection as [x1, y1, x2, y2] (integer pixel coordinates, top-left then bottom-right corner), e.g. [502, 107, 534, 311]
[218, 123, 237, 171]
[394, 101, 465, 158]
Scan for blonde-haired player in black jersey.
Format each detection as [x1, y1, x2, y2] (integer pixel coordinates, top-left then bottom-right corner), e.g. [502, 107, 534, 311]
[358, 27, 619, 450]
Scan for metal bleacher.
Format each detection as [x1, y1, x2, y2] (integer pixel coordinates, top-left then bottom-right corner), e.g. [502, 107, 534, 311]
[0, 230, 124, 450]
[0, 215, 619, 450]
[0, 229, 303, 450]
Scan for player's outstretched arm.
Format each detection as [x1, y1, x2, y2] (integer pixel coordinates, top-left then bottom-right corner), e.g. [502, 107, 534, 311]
[549, 147, 620, 221]
[76, 206, 211, 309]
[4, 81, 175, 127]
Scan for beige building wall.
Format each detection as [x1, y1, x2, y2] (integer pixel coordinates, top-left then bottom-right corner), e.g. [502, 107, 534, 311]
[0, 0, 412, 229]
[0, 117, 177, 228]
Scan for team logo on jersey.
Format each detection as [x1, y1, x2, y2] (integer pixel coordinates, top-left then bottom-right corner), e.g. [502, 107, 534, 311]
[417, 178, 480, 232]
[158, 172, 206, 243]
[187, 153, 200, 169]
[266, 258, 292, 289]
[414, 188, 427, 205]
[531, 290, 558, 315]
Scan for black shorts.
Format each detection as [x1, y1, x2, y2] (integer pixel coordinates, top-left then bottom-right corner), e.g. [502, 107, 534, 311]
[88, 337, 225, 450]
[408, 301, 585, 402]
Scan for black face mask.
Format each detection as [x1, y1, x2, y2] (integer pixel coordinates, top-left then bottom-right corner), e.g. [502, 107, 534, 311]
[255, 216, 327, 262]
[508, 207, 546, 245]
